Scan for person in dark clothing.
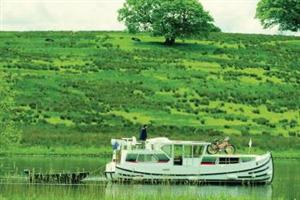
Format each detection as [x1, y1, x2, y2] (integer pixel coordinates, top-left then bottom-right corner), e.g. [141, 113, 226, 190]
[139, 125, 148, 141]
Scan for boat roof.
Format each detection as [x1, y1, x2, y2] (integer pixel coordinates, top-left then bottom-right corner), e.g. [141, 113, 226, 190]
[146, 137, 210, 145]
[125, 149, 162, 154]
[202, 154, 258, 158]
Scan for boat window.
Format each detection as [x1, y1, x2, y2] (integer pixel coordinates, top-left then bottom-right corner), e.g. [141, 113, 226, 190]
[241, 157, 254, 162]
[173, 145, 183, 165]
[174, 145, 183, 157]
[145, 154, 156, 162]
[161, 145, 172, 157]
[137, 154, 145, 162]
[137, 154, 158, 162]
[201, 157, 216, 165]
[184, 145, 193, 158]
[155, 154, 170, 162]
[219, 157, 239, 164]
[193, 145, 203, 157]
[126, 154, 138, 162]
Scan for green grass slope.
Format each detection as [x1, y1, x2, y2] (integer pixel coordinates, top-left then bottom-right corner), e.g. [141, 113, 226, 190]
[0, 31, 299, 153]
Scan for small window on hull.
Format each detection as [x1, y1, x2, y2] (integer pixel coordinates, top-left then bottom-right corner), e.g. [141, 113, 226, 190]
[241, 157, 254, 162]
[201, 157, 217, 165]
[219, 157, 239, 164]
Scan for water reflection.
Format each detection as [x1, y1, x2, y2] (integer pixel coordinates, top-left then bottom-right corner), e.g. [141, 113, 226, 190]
[104, 183, 273, 199]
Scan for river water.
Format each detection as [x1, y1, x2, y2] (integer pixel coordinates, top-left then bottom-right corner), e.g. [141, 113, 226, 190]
[0, 156, 299, 200]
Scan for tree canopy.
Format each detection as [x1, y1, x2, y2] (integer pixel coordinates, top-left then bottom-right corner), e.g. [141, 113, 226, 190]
[118, 0, 219, 45]
[0, 72, 21, 149]
[256, 0, 300, 32]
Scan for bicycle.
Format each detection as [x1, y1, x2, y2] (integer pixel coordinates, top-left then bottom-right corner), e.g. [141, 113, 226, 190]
[207, 137, 236, 154]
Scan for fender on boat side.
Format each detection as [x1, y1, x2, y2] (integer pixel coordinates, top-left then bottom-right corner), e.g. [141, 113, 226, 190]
[270, 152, 274, 183]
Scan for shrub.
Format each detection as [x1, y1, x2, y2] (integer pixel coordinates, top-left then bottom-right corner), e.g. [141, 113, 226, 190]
[288, 131, 297, 137]
[253, 117, 269, 125]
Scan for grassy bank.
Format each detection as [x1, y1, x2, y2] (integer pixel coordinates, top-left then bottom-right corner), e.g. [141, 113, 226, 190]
[1, 146, 299, 159]
[0, 31, 299, 153]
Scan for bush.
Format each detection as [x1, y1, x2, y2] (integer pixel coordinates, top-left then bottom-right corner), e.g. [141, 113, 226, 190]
[288, 131, 297, 137]
[253, 117, 269, 125]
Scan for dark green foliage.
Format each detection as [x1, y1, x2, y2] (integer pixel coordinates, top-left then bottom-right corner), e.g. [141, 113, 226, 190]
[0, 72, 21, 148]
[118, 0, 219, 45]
[256, 0, 300, 31]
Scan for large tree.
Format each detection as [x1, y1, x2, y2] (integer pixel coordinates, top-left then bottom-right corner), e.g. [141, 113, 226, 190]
[0, 72, 21, 149]
[256, 0, 300, 32]
[118, 0, 219, 45]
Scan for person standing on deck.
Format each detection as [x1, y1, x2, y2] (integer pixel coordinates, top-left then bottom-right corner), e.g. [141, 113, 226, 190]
[139, 125, 148, 142]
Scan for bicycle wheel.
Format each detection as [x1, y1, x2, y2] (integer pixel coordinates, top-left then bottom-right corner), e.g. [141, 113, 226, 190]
[225, 145, 235, 154]
[207, 144, 218, 154]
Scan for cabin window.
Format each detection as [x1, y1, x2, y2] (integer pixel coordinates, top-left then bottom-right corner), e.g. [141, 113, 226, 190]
[174, 145, 183, 157]
[173, 145, 183, 165]
[137, 154, 146, 162]
[219, 157, 239, 164]
[155, 154, 170, 162]
[184, 145, 193, 158]
[136, 154, 162, 163]
[193, 145, 203, 157]
[126, 154, 138, 162]
[145, 154, 156, 162]
[201, 157, 216, 165]
[161, 145, 172, 157]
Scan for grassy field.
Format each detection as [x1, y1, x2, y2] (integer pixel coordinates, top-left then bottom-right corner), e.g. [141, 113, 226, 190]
[0, 31, 299, 155]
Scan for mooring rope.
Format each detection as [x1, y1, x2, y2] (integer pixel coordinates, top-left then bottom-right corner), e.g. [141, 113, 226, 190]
[89, 166, 105, 175]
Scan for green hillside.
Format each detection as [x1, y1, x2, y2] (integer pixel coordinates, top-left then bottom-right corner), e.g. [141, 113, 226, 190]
[0, 31, 299, 154]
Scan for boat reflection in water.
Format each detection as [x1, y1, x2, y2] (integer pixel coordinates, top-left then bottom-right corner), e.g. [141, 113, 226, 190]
[104, 183, 273, 199]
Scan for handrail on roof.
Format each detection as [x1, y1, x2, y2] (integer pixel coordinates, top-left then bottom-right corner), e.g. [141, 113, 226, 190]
[114, 137, 211, 146]
[146, 137, 211, 145]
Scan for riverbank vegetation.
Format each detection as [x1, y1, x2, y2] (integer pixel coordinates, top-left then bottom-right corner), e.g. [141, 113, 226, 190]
[0, 72, 21, 148]
[0, 31, 299, 156]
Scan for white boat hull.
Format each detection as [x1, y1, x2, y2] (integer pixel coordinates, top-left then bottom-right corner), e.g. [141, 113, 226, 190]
[105, 152, 273, 184]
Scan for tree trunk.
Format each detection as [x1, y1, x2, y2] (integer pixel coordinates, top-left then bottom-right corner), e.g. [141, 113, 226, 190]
[164, 37, 175, 45]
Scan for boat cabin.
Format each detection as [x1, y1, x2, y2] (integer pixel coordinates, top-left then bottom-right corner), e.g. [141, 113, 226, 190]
[112, 137, 256, 166]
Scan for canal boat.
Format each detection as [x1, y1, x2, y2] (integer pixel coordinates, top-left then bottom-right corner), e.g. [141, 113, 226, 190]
[105, 137, 273, 184]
